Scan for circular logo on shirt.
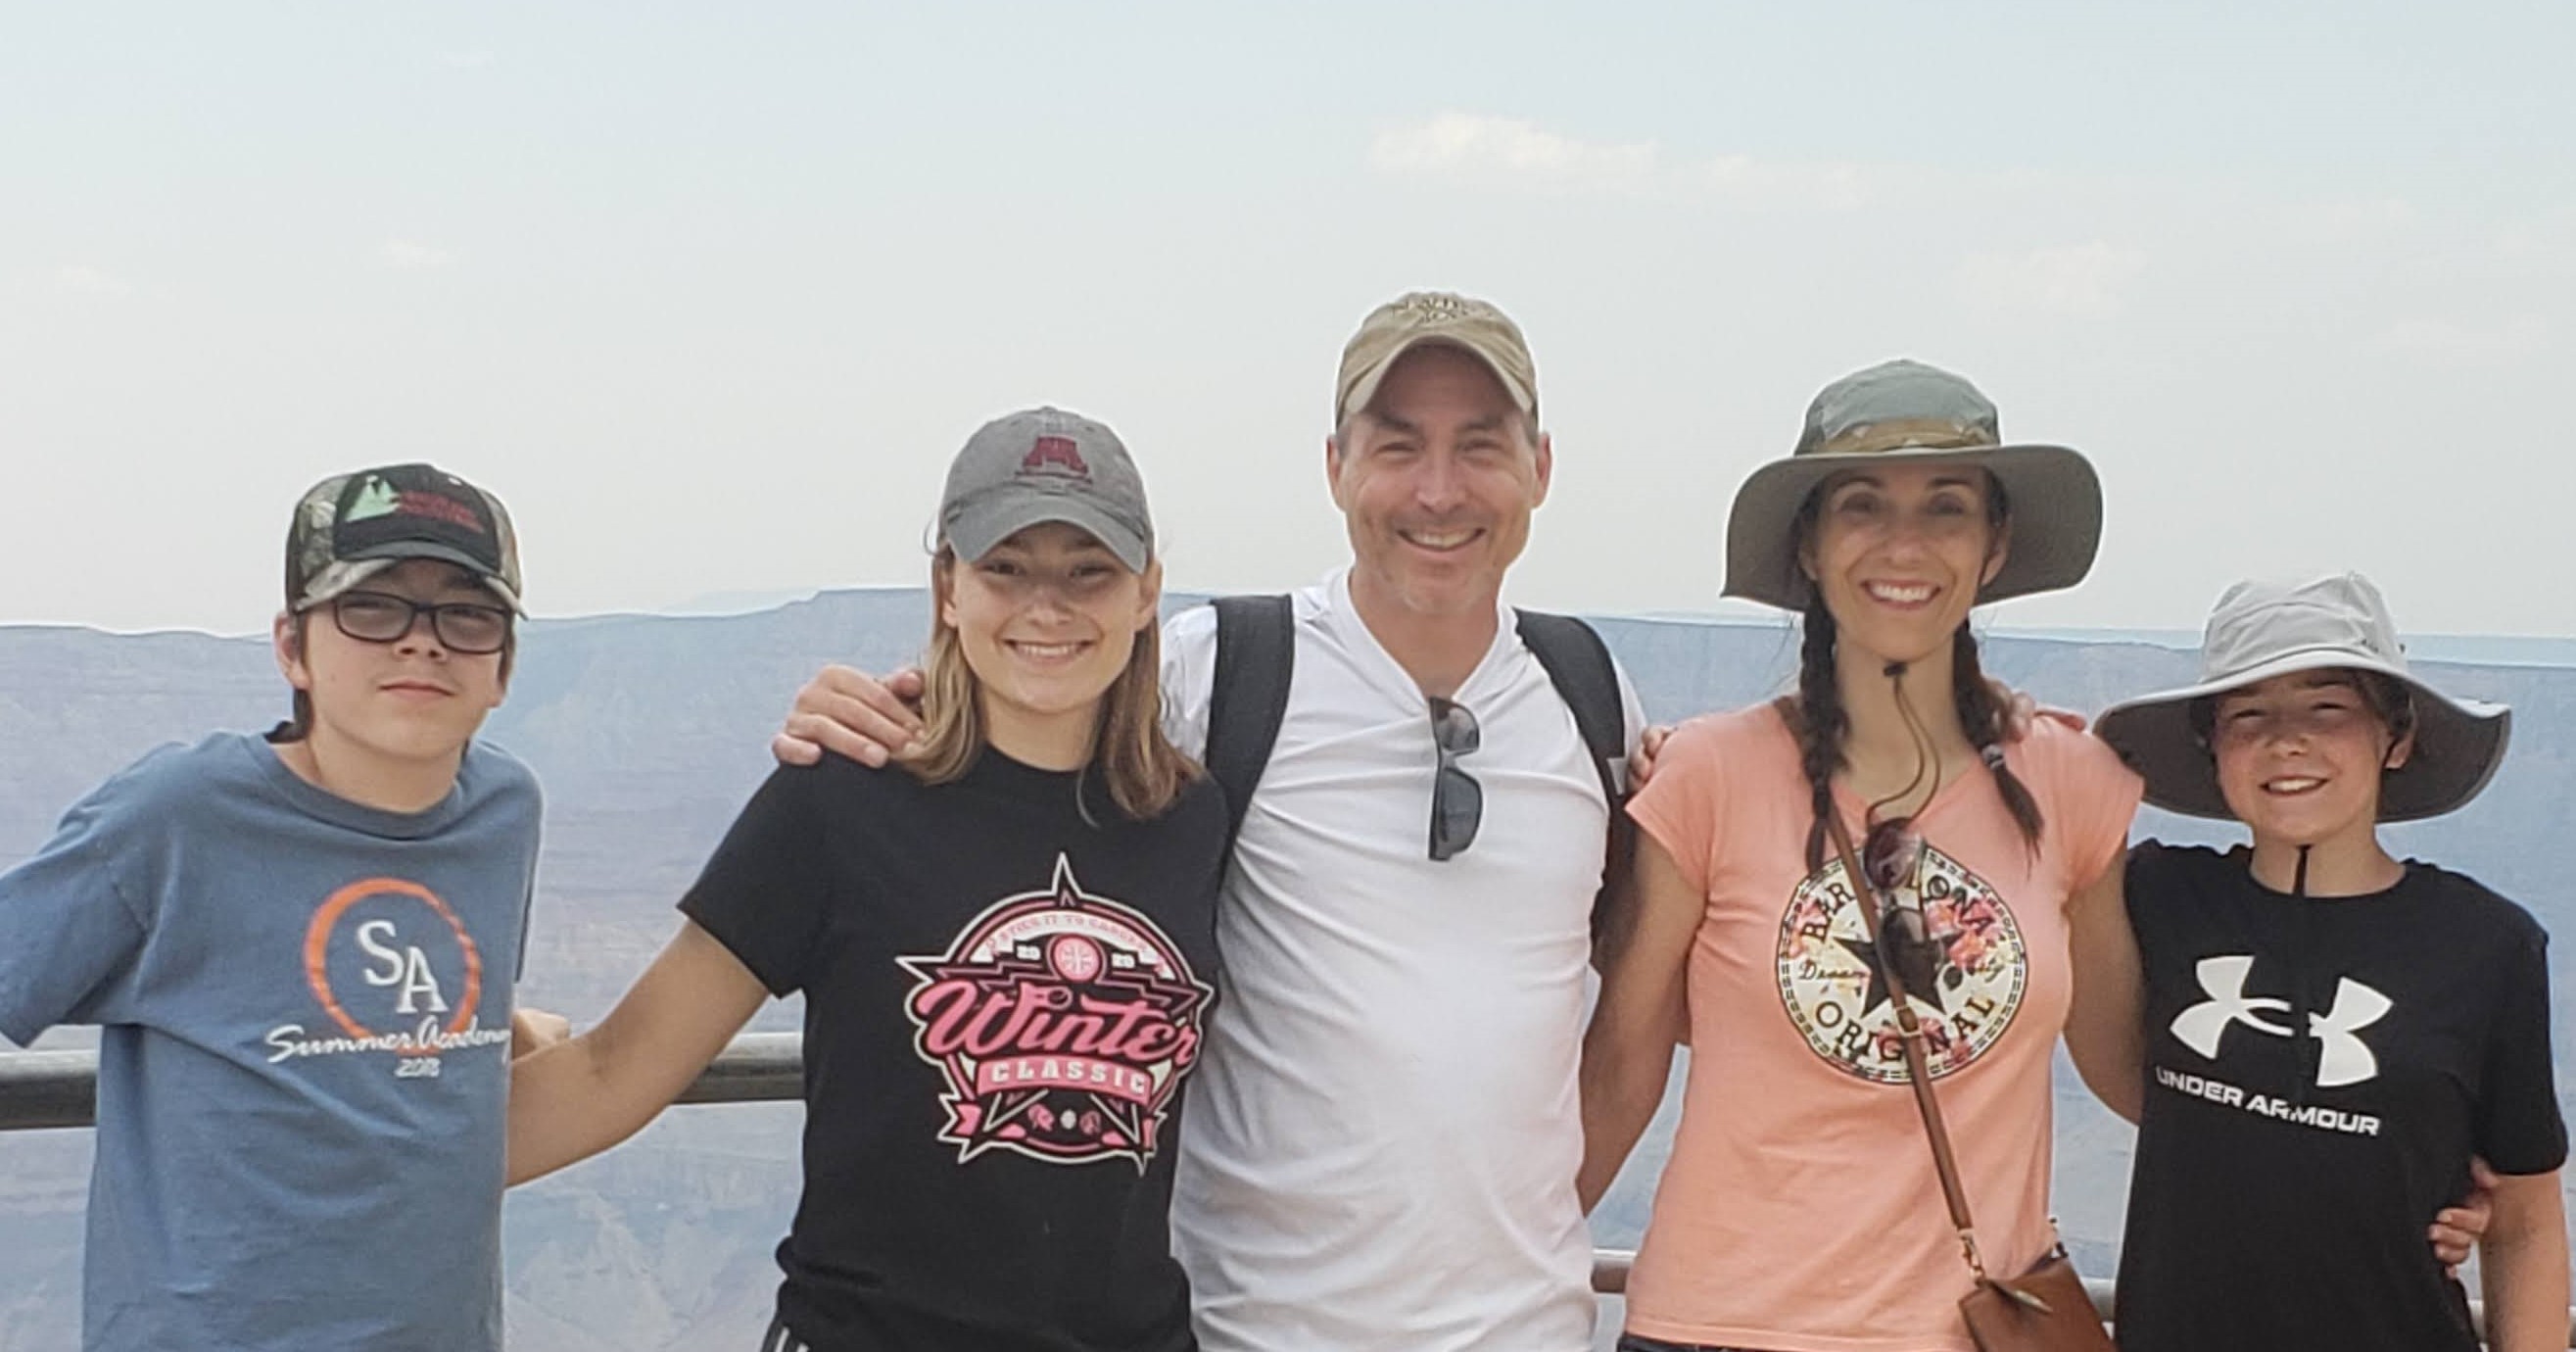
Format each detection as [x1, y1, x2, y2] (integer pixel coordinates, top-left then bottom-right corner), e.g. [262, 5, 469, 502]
[300, 877, 486, 1048]
[899, 854, 1214, 1168]
[1775, 842, 2027, 1083]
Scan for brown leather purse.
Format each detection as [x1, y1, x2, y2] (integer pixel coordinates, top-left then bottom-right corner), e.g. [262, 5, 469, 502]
[1823, 813, 2113, 1352]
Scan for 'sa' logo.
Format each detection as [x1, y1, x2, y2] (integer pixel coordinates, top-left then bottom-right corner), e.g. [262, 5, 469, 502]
[301, 878, 485, 1051]
[1020, 435, 1090, 479]
[2171, 954, 2391, 1087]
[264, 876, 514, 1072]
[899, 856, 1210, 1169]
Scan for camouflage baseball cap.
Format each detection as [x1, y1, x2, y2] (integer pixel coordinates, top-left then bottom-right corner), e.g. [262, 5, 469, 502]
[286, 463, 524, 614]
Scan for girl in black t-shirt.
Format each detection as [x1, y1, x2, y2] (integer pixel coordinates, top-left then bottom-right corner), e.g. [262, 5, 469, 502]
[2092, 572, 2567, 1352]
[505, 408, 1227, 1352]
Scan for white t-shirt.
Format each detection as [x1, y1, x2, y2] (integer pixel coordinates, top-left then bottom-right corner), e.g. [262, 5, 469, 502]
[1160, 569, 1643, 1352]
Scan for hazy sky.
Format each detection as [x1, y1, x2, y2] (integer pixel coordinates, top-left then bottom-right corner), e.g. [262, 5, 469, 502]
[7, 3, 2571, 638]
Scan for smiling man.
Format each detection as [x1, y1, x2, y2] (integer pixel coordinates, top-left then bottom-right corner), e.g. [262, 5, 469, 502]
[777, 292, 1644, 1351]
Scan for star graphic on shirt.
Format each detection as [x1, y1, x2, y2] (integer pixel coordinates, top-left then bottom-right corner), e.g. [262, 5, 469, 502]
[1838, 928, 1952, 1016]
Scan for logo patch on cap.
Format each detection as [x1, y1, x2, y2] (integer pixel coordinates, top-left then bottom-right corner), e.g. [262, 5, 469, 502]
[1021, 435, 1091, 480]
[346, 477, 403, 522]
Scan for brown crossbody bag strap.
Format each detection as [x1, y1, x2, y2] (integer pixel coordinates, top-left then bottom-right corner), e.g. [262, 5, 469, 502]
[1819, 811, 2021, 1293]
[1790, 689, 2106, 1349]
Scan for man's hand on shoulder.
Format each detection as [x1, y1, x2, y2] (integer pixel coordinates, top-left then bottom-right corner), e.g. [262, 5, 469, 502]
[1990, 680, 2086, 742]
[771, 666, 928, 768]
[1629, 722, 1678, 791]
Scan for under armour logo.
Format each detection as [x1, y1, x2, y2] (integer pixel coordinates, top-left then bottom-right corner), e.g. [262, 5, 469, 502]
[2171, 955, 2391, 1087]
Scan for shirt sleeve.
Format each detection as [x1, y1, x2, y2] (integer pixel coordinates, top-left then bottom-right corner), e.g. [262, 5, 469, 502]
[1610, 657, 1646, 794]
[0, 768, 156, 1046]
[2048, 727, 2145, 893]
[677, 762, 838, 998]
[1159, 605, 1217, 763]
[1625, 714, 1728, 895]
[2475, 925, 2568, 1176]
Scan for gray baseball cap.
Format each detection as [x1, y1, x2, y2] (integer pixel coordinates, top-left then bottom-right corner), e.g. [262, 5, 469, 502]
[938, 407, 1154, 570]
[1721, 359, 2102, 609]
[2095, 573, 2509, 822]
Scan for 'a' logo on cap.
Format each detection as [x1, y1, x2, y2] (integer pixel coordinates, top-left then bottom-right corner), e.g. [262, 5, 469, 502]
[1022, 436, 1090, 480]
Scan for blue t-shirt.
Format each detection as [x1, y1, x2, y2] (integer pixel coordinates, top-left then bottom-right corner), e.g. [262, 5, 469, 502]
[0, 732, 542, 1352]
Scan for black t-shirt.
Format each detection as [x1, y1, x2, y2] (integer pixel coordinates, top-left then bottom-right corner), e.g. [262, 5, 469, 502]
[2115, 843, 2566, 1352]
[680, 749, 1228, 1352]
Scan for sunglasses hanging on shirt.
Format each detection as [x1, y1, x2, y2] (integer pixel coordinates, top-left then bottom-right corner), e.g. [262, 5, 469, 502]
[1428, 697, 1483, 861]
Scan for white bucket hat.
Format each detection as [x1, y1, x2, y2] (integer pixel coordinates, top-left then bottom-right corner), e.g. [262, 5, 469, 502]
[1721, 359, 2103, 609]
[2095, 572, 2509, 822]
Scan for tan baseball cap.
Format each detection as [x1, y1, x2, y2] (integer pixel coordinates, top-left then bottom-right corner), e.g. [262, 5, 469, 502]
[1334, 291, 1539, 426]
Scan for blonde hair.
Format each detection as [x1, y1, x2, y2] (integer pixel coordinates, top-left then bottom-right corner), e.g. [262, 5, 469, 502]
[900, 546, 1198, 821]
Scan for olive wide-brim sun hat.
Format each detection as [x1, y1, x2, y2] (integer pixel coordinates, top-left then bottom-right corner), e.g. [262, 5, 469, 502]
[2095, 573, 2510, 823]
[1721, 359, 2104, 610]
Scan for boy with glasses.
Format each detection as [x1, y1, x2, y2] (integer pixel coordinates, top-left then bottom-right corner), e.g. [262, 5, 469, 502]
[0, 462, 543, 1351]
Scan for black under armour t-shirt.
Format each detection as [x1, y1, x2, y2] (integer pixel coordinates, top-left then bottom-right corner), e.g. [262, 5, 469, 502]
[680, 750, 1228, 1352]
[2115, 842, 2565, 1352]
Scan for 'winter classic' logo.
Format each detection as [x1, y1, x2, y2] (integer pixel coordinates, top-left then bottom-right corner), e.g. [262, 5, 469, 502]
[1777, 842, 2027, 1083]
[900, 856, 1213, 1168]
[266, 876, 512, 1078]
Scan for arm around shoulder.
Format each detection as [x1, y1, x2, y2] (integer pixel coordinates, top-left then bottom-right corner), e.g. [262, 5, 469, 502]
[507, 920, 771, 1184]
[1577, 829, 1700, 1212]
[2480, 1167, 2570, 1352]
[2062, 846, 2146, 1123]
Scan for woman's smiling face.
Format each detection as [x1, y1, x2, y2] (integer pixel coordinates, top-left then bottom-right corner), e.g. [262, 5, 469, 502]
[1799, 462, 2007, 666]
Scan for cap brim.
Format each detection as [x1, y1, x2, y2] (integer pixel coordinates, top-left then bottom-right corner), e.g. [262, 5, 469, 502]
[1719, 442, 2102, 610]
[300, 546, 525, 615]
[2095, 652, 2510, 822]
[1340, 334, 1537, 424]
[945, 495, 1151, 572]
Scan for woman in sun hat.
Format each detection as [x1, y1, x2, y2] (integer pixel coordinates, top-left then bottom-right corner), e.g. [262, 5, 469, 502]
[2092, 572, 2566, 1352]
[1580, 358, 2148, 1350]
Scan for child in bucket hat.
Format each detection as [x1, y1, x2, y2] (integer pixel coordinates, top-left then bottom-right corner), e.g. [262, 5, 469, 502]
[1585, 359, 2148, 1349]
[2094, 573, 2566, 1352]
[0, 462, 542, 1351]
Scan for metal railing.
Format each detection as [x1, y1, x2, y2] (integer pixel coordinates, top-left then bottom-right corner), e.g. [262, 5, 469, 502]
[1, 1041, 2553, 1339]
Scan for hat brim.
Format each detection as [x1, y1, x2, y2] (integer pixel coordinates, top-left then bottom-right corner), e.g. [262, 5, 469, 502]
[1720, 442, 2102, 610]
[945, 494, 1152, 573]
[2094, 651, 2510, 822]
[301, 546, 526, 615]
[1339, 334, 1538, 424]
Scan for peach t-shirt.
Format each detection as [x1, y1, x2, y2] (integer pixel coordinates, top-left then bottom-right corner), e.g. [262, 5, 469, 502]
[1623, 703, 2140, 1352]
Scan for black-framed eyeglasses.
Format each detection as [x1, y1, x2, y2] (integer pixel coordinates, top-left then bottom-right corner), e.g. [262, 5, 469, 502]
[324, 591, 512, 654]
[1428, 697, 1482, 862]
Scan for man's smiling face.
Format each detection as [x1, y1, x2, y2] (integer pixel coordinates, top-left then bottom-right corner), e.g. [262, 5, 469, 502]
[1327, 343, 1551, 623]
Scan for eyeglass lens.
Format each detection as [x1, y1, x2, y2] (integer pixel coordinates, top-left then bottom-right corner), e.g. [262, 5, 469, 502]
[332, 592, 511, 654]
[1429, 697, 1483, 862]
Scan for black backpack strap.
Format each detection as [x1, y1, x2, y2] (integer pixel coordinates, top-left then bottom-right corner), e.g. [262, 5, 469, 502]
[1205, 595, 1297, 843]
[1513, 608, 1635, 942]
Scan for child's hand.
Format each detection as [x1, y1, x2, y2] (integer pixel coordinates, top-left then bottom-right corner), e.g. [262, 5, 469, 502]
[511, 1006, 572, 1059]
[2429, 1156, 2498, 1274]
